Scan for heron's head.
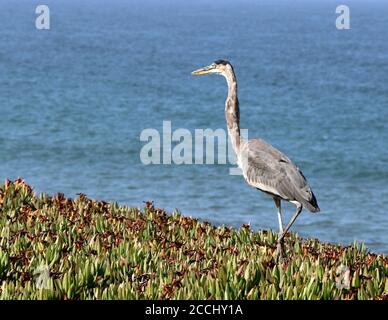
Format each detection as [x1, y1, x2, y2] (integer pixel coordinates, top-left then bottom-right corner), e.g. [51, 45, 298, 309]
[191, 59, 231, 77]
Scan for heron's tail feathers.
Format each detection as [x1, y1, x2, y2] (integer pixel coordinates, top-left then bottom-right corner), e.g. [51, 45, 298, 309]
[303, 192, 320, 213]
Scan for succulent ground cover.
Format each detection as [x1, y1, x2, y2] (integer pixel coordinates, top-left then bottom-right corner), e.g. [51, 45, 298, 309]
[0, 179, 387, 299]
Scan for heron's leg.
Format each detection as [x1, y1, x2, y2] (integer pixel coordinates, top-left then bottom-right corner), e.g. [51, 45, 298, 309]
[273, 197, 284, 261]
[278, 202, 303, 243]
[274, 198, 284, 234]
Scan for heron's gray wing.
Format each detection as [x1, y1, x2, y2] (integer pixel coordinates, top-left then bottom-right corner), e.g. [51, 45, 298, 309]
[240, 139, 319, 212]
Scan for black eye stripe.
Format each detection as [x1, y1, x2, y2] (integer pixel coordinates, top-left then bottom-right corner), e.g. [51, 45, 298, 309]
[214, 59, 229, 65]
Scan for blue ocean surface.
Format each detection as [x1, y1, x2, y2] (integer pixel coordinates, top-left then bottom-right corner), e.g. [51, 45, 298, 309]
[1, 0, 387, 253]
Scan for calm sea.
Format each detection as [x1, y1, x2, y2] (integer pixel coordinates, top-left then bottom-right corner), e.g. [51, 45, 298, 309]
[1, 0, 387, 253]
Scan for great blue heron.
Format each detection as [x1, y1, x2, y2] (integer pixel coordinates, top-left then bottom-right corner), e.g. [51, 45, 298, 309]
[192, 59, 320, 260]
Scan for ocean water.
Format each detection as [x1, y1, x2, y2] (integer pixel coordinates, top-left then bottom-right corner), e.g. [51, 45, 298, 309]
[1, 0, 387, 253]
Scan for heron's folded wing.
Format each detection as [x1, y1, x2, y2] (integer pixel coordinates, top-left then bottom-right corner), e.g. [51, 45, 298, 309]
[240, 139, 314, 203]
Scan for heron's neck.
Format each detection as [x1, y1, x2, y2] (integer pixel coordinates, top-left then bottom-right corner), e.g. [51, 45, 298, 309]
[224, 70, 241, 155]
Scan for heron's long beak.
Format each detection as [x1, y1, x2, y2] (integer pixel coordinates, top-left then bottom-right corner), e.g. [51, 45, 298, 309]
[191, 64, 215, 75]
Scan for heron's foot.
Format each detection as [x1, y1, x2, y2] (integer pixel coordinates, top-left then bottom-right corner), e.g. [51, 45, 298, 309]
[276, 241, 286, 263]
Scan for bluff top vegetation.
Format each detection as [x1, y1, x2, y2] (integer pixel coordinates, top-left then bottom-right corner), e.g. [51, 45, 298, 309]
[0, 179, 387, 299]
